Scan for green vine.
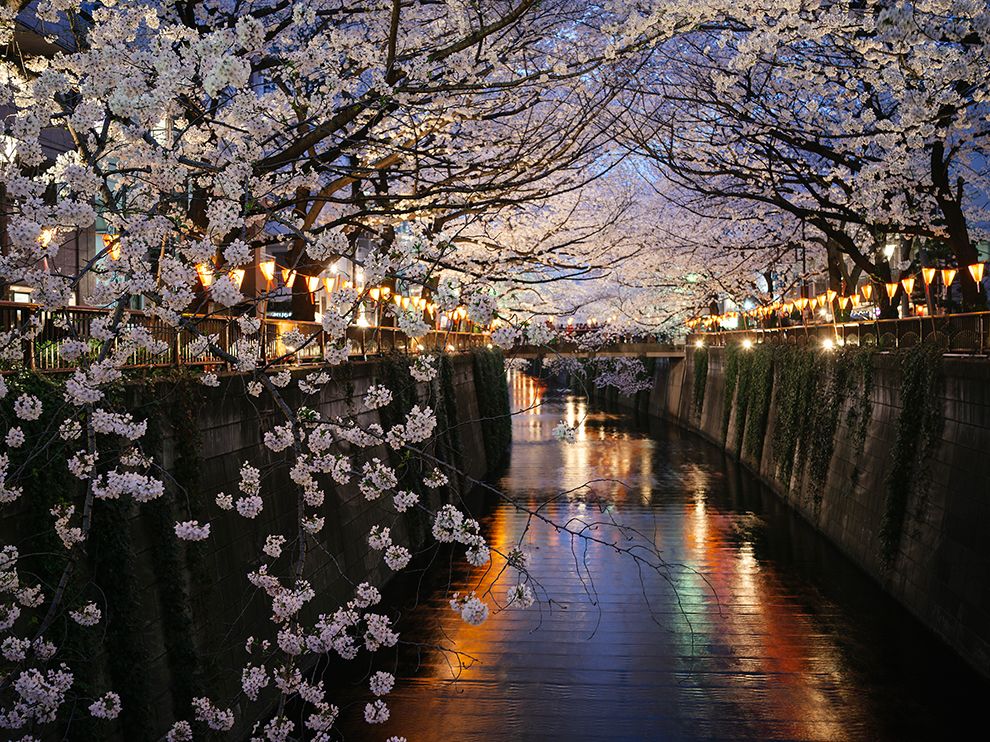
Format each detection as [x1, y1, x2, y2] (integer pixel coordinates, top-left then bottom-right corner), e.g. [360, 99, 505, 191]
[770, 346, 819, 486]
[692, 346, 709, 418]
[471, 348, 511, 472]
[880, 344, 944, 563]
[741, 347, 774, 462]
[722, 344, 741, 440]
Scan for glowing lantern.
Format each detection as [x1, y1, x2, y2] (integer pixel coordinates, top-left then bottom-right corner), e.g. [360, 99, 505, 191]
[900, 276, 915, 295]
[851, 294, 861, 307]
[38, 227, 56, 247]
[825, 289, 837, 303]
[368, 287, 381, 302]
[102, 233, 121, 261]
[259, 260, 276, 284]
[861, 283, 873, 301]
[941, 268, 957, 286]
[380, 286, 391, 299]
[921, 267, 937, 286]
[393, 294, 403, 307]
[968, 262, 985, 284]
[230, 268, 245, 289]
[323, 277, 335, 293]
[281, 268, 297, 288]
[196, 263, 214, 288]
[305, 275, 321, 295]
[885, 282, 898, 300]
[794, 297, 809, 310]
[838, 296, 850, 310]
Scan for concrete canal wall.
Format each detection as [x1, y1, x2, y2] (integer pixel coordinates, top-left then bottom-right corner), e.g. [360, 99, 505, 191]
[634, 346, 990, 678]
[2, 351, 509, 740]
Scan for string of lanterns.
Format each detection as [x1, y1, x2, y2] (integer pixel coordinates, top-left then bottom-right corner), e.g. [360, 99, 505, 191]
[193, 258, 477, 328]
[686, 262, 986, 329]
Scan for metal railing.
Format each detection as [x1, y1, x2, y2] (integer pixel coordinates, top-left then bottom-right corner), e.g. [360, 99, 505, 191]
[689, 312, 990, 353]
[0, 302, 490, 372]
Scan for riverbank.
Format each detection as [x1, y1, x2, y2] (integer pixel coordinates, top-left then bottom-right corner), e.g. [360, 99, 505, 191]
[607, 345, 990, 678]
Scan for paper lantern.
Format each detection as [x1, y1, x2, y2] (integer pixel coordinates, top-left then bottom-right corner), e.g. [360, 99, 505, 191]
[861, 283, 873, 301]
[968, 262, 985, 283]
[900, 276, 915, 294]
[196, 263, 214, 288]
[259, 260, 276, 284]
[921, 267, 937, 286]
[941, 268, 957, 286]
[885, 282, 898, 300]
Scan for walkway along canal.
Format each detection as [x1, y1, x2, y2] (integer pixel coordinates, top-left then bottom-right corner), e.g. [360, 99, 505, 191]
[335, 370, 989, 741]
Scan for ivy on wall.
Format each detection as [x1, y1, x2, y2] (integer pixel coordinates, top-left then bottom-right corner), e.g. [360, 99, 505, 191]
[721, 344, 741, 440]
[692, 346, 708, 418]
[136, 373, 212, 717]
[880, 344, 944, 563]
[471, 348, 512, 471]
[741, 347, 774, 461]
[718, 344, 876, 508]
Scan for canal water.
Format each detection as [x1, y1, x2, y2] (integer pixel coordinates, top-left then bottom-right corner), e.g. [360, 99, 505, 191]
[337, 371, 988, 741]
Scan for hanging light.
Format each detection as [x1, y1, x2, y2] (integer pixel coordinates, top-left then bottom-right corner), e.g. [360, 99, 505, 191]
[861, 283, 873, 301]
[38, 227, 57, 247]
[323, 277, 335, 293]
[825, 288, 837, 303]
[368, 287, 381, 302]
[230, 268, 245, 289]
[259, 260, 276, 284]
[941, 268, 957, 286]
[968, 262, 985, 283]
[102, 233, 121, 261]
[851, 294, 861, 307]
[809, 296, 820, 309]
[885, 282, 898, 300]
[380, 286, 391, 299]
[196, 263, 214, 288]
[281, 268, 297, 288]
[794, 297, 809, 310]
[900, 276, 915, 294]
[838, 296, 850, 310]
[921, 267, 937, 286]
[782, 302, 793, 313]
[393, 293, 403, 307]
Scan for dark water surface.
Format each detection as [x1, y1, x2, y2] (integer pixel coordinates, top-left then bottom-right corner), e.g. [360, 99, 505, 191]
[338, 371, 987, 741]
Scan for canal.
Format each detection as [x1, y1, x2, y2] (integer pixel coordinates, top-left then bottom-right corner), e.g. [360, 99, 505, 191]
[337, 371, 988, 740]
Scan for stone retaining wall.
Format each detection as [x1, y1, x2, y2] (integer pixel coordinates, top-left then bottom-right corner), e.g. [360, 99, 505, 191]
[635, 347, 990, 677]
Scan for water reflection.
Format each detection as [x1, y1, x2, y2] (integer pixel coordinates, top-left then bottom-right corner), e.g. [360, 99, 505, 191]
[338, 371, 988, 741]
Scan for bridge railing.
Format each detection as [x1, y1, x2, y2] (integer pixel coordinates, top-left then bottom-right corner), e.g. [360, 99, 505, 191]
[1, 302, 489, 372]
[689, 312, 990, 353]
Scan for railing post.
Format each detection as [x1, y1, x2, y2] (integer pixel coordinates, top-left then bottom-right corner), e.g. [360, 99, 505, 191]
[24, 308, 35, 370]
